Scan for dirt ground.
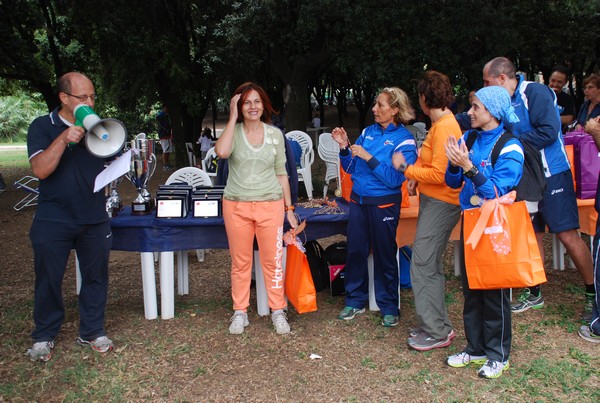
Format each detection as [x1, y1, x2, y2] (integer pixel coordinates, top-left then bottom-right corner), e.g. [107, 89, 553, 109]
[1, 107, 599, 401]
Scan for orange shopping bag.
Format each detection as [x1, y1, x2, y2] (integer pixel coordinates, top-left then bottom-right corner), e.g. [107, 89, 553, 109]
[463, 191, 547, 290]
[339, 164, 352, 202]
[285, 243, 318, 314]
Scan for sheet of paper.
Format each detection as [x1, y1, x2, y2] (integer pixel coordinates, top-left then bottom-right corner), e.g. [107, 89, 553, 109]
[94, 150, 131, 193]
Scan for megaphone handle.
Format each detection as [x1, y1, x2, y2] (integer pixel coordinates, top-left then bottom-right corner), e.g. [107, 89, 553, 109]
[68, 120, 84, 147]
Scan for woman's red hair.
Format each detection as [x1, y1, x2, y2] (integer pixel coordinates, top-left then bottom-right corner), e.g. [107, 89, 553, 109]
[233, 82, 275, 124]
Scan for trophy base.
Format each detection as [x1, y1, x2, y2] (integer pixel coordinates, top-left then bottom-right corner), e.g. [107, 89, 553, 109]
[132, 200, 152, 215]
[110, 205, 124, 217]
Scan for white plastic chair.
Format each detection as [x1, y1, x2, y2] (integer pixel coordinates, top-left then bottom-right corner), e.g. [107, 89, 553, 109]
[165, 167, 213, 296]
[13, 176, 39, 211]
[185, 142, 197, 167]
[285, 130, 314, 199]
[201, 146, 218, 185]
[317, 132, 341, 197]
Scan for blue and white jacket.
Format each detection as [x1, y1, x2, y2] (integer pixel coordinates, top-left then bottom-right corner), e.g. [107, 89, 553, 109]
[456, 75, 569, 178]
[340, 122, 417, 205]
[445, 125, 524, 211]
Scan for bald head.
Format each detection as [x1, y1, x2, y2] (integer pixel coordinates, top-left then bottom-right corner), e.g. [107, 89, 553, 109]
[57, 72, 93, 95]
[57, 72, 96, 122]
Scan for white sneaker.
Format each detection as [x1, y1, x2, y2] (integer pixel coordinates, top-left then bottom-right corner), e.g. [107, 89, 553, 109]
[271, 309, 290, 335]
[229, 311, 249, 335]
[446, 351, 487, 368]
[478, 359, 510, 379]
[26, 341, 55, 362]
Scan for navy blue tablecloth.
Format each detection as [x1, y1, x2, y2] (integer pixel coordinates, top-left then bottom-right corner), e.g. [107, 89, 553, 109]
[110, 200, 349, 252]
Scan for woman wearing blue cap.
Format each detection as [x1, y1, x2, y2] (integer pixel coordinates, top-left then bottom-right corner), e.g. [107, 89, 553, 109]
[444, 86, 524, 379]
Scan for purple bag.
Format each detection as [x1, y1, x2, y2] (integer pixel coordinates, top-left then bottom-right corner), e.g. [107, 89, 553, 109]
[563, 130, 587, 146]
[575, 135, 600, 199]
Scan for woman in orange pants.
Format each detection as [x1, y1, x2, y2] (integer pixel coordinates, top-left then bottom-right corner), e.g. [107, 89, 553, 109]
[215, 82, 297, 335]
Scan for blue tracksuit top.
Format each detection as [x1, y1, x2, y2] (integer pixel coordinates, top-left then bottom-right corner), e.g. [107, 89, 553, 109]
[445, 125, 524, 210]
[456, 75, 569, 178]
[340, 122, 417, 205]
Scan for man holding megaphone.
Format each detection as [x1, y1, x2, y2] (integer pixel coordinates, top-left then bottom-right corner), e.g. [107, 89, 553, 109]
[25, 72, 115, 362]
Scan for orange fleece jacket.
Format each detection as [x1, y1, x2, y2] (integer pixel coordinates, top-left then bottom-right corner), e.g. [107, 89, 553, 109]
[404, 114, 462, 205]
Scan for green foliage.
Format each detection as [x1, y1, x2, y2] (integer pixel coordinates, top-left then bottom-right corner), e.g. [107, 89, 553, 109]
[0, 92, 47, 142]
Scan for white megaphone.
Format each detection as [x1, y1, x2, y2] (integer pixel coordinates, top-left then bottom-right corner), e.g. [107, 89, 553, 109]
[74, 104, 127, 158]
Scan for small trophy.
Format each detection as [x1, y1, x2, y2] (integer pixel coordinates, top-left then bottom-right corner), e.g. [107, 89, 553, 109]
[127, 133, 157, 215]
[105, 177, 123, 217]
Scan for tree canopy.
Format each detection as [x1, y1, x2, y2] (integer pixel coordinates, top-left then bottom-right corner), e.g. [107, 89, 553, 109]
[1, 0, 599, 163]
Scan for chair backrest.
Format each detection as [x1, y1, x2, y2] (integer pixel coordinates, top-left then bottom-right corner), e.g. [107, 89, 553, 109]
[318, 132, 338, 153]
[201, 147, 218, 176]
[166, 167, 212, 188]
[285, 131, 314, 168]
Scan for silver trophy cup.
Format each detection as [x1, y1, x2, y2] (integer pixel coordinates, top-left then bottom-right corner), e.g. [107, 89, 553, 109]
[127, 134, 157, 215]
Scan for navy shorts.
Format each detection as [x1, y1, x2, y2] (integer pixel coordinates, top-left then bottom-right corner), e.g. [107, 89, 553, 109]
[532, 170, 580, 233]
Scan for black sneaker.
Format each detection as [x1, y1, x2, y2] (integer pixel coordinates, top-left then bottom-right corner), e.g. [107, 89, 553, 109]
[511, 289, 544, 313]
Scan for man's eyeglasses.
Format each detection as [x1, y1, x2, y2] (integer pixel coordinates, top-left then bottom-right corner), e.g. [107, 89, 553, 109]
[65, 93, 98, 102]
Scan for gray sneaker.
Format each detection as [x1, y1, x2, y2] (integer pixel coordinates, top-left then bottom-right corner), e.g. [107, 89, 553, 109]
[408, 330, 454, 351]
[272, 309, 290, 335]
[578, 325, 600, 343]
[581, 293, 594, 323]
[229, 311, 249, 335]
[511, 289, 544, 313]
[77, 335, 114, 353]
[338, 306, 366, 321]
[26, 341, 55, 362]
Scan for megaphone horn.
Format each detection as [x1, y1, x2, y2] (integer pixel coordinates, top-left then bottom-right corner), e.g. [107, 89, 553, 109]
[74, 104, 127, 158]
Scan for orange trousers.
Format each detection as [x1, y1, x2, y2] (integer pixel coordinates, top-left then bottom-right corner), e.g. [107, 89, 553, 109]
[223, 199, 286, 312]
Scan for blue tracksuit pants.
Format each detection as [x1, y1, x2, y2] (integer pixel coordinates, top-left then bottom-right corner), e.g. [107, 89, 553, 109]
[344, 201, 400, 316]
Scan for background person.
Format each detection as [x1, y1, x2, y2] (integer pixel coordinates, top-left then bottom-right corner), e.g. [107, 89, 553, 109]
[156, 105, 173, 170]
[215, 82, 298, 335]
[25, 72, 114, 361]
[579, 116, 600, 342]
[392, 71, 462, 351]
[0, 172, 6, 192]
[197, 126, 214, 160]
[548, 65, 575, 132]
[332, 86, 417, 327]
[445, 86, 524, 379]
[575, 74, 600, 129]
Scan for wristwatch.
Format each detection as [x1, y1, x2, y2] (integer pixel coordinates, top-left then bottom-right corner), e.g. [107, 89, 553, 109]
[398, 162, 407, 173]
[463, 165, 478, 178]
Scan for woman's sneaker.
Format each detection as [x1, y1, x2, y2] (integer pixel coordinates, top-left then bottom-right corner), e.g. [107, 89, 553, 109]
[478, 359, 510, 379]
[229, 311, 249, 335]
[271, 309, 290, 335]
[408, 330, 455, 351]
[26, 341, 54, 362]
[76, 336, 114, 353]
[446, 351, 487, 368]
[511, 288, 544, 313]
[578, 325, 600, 343]
[338, 306, 365, 320]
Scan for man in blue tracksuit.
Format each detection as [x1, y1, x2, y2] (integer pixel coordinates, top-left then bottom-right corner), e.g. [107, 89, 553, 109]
[456, 57, 595, 321]
[331, 87, 417, 327]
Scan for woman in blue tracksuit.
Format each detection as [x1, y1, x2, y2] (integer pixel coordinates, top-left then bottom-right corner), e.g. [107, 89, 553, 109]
[444, 86, 524, 379]
[331, 87, 417, 327]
